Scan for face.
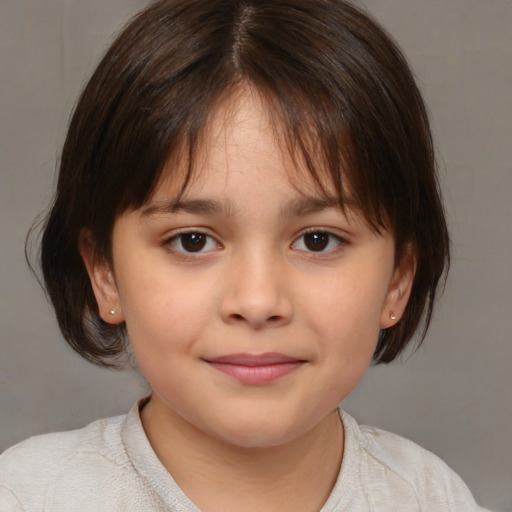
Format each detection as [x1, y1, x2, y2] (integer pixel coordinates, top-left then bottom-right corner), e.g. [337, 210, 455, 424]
[84, 89, 413, 449]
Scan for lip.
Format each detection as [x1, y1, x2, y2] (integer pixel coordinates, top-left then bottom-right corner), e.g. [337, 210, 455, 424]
[204, 353, 306, 384]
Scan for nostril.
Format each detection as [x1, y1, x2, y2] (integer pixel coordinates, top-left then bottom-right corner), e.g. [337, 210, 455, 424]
[228, 313, 283, 324]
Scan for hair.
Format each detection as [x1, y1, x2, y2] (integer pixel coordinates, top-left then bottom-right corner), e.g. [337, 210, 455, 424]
[39, 0, 449, 367]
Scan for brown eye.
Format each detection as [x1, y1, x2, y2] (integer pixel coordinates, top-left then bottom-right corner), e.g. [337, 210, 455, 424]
[292, 231, 344, 253]
[180, 233, 207, 252]
[168, 232, 219, 254]
[303, 232, 330, 251]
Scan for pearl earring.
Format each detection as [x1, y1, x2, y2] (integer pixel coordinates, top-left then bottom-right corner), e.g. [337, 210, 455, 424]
[390, 311, 396, 321]
[110, 309, 116, 315]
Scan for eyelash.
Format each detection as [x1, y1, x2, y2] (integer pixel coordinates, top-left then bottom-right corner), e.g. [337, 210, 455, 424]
[165, 230, 221, 257]
[291, 229, 346, 255]
[163, 228, 347, 257]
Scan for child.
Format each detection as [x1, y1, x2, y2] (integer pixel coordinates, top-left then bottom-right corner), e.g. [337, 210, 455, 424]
[0, 0, 492, 510]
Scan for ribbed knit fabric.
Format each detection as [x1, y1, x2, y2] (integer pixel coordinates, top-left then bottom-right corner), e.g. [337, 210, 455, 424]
[0, 399, 490, 511]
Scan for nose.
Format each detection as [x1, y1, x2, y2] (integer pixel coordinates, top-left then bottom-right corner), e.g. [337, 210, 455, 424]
[219, 251, 293, 329]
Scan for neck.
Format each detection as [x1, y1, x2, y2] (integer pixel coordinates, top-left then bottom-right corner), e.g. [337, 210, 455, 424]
[140, 395, 344, 512]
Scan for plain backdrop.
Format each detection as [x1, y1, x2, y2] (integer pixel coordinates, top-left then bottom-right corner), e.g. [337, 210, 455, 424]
[1, 1, 510, 510]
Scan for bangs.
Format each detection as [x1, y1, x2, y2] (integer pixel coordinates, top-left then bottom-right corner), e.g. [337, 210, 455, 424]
[119, 78, 390, 242]
[91, 0, 410, 234]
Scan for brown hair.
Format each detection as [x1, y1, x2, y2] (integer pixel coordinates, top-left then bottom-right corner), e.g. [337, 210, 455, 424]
[40, 0, 449, 367]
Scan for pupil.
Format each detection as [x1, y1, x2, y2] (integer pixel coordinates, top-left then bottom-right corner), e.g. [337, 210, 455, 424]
[304, 232, 329, 251]
[181, 233, 206, 252]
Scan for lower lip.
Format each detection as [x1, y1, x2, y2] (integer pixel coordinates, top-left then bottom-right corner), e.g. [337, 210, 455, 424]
[208, 361, 303, 384]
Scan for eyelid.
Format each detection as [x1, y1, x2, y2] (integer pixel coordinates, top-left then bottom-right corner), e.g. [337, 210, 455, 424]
[291, 227, 349, 254]
[164, 228, 222, 256]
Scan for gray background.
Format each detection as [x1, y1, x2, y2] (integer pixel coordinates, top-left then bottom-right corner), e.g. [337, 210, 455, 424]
[0, 1, 510, 510]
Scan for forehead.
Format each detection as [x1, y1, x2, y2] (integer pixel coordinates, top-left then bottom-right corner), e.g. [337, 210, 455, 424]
[154, 87, 338, 202]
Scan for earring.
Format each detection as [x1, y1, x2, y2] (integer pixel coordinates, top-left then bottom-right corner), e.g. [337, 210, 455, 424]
[110, 309, 116, 315]
[390, 311, 397, 321]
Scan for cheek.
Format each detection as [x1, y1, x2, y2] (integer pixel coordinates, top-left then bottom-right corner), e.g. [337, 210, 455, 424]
[307, 270, 389, 329]
[117, 264, 220, 357]
[302, 268, 389, 362]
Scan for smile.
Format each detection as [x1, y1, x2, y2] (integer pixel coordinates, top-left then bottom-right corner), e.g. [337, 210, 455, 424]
[204, 353, 306, 384]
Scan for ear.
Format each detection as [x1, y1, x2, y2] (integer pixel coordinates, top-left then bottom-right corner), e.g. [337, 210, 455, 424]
[380, 245, 416, 329]
[79, 230, 124, 324]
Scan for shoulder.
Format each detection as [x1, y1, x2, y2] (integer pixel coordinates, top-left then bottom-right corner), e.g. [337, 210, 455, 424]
[0, 413, 128, 510]
[339, 410, 485, 511]
[355, 419, 458, 480]
[0, 412, 127, 473]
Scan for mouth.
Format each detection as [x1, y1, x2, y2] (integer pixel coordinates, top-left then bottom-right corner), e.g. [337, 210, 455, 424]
[203, 353, 306, 384]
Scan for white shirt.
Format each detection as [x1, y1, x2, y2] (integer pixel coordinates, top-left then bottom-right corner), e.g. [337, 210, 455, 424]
[0, 400, 490, 511]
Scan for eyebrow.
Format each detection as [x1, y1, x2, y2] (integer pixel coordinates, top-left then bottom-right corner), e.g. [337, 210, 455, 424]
[141, 195, 350, 219]
[279, 196, 346, 218]
[141, 198, 234, 217]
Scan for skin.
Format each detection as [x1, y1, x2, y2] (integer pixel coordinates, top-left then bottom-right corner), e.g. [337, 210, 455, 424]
[82, 88, 414, 511]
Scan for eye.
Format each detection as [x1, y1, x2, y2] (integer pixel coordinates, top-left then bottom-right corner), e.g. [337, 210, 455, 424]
[167, 232, 220, 254]
[292, 231, 344, 253]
